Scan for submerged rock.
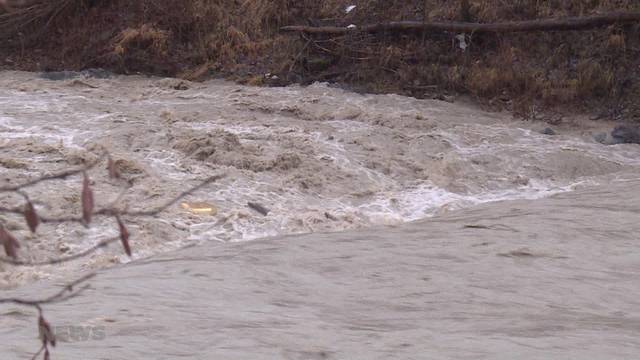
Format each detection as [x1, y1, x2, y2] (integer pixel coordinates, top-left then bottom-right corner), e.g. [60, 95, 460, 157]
[82, 68, 113, 79]
[40, 71, 81, 81]
[541, 127, 555, 135]
[39, 68, 113, 81]
[611, 125, 640, 144]
[593, 132, 609, 144]
[595, 125, 640, 145]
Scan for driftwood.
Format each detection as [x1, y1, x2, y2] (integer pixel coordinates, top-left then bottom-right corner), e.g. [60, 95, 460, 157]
[281, 11, 640, 35]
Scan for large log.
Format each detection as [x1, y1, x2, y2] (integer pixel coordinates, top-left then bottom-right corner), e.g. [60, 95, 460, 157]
[281, 11, 640, 35]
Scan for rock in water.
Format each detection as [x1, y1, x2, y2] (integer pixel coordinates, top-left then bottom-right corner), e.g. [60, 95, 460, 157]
[611, 125, 640, 144]
[541, 127, 555, 135]
[82, 68, 113, 79]
[40, 71, 81, 81]
[593, 132, 608, 144]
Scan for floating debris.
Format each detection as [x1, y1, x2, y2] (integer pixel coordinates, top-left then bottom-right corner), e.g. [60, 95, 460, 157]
[324, 212, 338, 221]
[181, 201, 218, 216]
[247, 202, 269, 216]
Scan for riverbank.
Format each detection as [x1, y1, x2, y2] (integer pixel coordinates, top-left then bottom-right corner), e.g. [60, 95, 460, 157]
[1, 1, 640, 121]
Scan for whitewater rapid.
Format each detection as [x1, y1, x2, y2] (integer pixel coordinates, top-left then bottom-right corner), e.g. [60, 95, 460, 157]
[1, 71, 639, 288]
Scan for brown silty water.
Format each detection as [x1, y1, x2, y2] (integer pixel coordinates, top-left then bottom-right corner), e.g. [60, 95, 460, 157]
[1, 71, 639, 359]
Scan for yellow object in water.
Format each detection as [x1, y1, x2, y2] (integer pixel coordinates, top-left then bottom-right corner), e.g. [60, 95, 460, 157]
[180, 201, 217, 216]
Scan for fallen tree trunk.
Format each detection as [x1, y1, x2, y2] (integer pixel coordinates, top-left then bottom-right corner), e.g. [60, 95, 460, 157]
[281, 11, 640, 35]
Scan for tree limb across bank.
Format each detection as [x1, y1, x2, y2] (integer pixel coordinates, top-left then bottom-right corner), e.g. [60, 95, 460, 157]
[281, 11, 640, 35]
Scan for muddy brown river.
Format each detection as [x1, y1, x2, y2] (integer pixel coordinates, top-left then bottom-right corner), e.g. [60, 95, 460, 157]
[1, 71, 639, 359]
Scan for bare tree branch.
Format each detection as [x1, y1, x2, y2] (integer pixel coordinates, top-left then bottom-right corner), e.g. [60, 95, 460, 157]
[29, 344, 45, 360]
[0, 174, 226, 223]
[0, 272, 96, 359]
[125, 174, 226, 216]
[0, 146, 226, 359]
[0, 151, 108, 193]
[0, 236, 119, 266]
[0, 174, 226, 266]
[0, 272, 95, 308]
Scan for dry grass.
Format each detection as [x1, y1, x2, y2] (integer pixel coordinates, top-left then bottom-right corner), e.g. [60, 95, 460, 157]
[0, 0, 85, 40]
[113, 24, 169, 57]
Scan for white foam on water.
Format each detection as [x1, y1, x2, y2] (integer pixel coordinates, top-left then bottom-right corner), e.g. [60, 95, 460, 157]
[0, 117, 90, 152]
[159, 119, 600, 245]
[3, 72, 640, 288]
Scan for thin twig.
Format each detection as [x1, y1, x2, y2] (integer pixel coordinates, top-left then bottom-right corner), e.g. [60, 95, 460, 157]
[0, 174, 225, 266]
[0, 236, 119, 266]
[0, 151, 108, 193]
[0, 272, 96, 307]
[0, 271, 94, 359]
[288, 39, 311, 74]
[0, 174, 226, 224]
[30, 344, 45, 360]
[125, 174, 226, 216]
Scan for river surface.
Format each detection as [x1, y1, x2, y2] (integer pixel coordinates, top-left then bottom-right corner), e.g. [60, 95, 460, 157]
[1, 71, 639, 359]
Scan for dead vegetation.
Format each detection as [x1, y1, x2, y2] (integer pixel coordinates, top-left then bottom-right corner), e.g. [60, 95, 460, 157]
[1, 0, 640, 120]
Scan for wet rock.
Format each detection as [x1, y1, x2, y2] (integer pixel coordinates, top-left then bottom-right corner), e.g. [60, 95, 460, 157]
[172, 81, 190, 90]
[82, 68, 113, 79]
[58, 243, 71, 253]
[541, 127, 555, 135]
[512, 175, 530, 186]
[39, 68, 112, 81]
[39, 71, 81, 81]
[157, 78, 192, 90]
[593, 132, 609, 144]
[611, 125, 640, 144]
[595, 125, 640, 145]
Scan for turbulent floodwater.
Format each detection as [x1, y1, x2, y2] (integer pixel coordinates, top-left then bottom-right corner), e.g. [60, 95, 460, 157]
[1, 71, 639, 287]
[1, 71, 640, 359]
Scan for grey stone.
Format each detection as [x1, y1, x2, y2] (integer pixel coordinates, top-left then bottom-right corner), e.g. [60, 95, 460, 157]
[39, 71, 81, 81]
[82, 68, 113, 79]
[611, 125, 640, 144]
[593, 132, 609, 144]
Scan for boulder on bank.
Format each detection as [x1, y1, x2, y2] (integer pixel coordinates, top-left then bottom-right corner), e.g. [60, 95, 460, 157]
[39, 68, 113, 81]
[611, 125, 640, 144]
[594, 125, 640, 145]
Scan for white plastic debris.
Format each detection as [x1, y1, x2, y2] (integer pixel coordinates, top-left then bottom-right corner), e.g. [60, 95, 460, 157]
[347, 24, 357, 29]
[456, 34, 468, 51]
[345, 5, 356, 13]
